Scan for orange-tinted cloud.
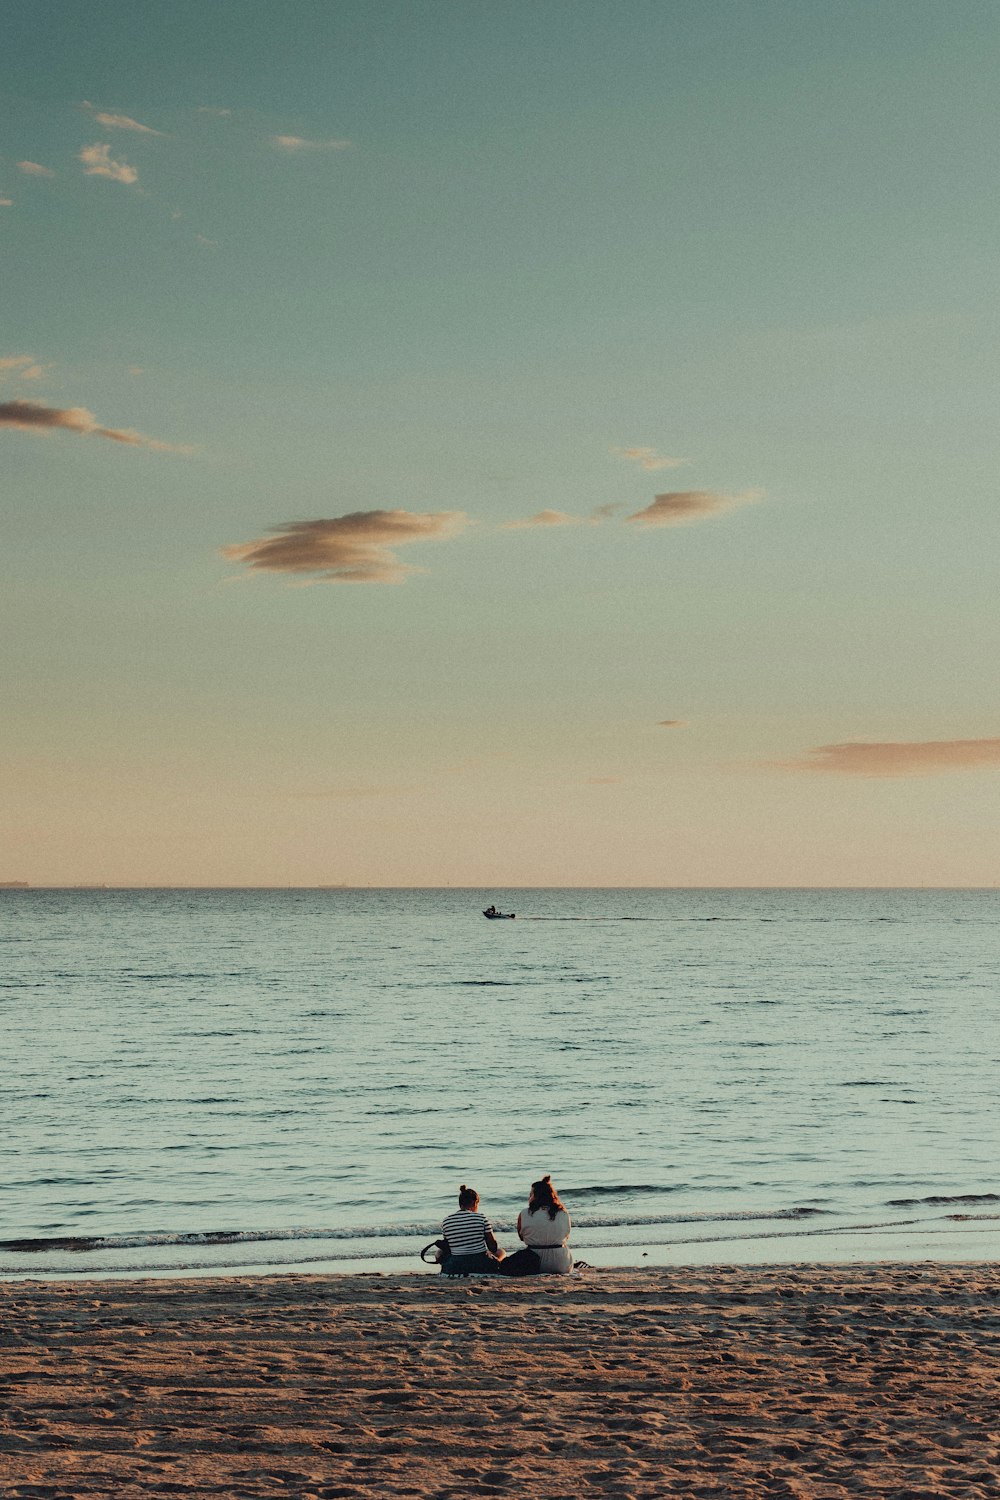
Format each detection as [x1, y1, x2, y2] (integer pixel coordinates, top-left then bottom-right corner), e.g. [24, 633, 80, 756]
[0, 355, 47, 381]
[83, 102, 163, 135]
[0, 197, 12, 207]
[502, 509, 583, 530]
[18, 161, 55, 177]
[222, 509, 469, 584]
[612, 446, 687, 472]
[781, 739, 1000, 777]
[78, 143, 138, 185]
[627, 489, 763, 526]
[0, 398, 191, 452]
[272, 134, 350, 152]
[657, 719, 687, 727]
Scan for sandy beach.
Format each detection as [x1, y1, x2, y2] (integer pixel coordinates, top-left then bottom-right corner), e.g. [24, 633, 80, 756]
[1, 1265, 998, 1498]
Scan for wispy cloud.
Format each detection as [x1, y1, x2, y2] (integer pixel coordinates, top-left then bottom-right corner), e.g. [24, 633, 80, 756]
[222, 509, 469, 585]
[503, 504, 626, 529]
[0, 355, 48, 382]
[627, 489, 764, 527]
[78, 143, 138, 185]
[657, 719, 687, 728]
[197, 106, 232, 118]
[502, 509, 584, 530]
[272, 134, 351, 152]
[779, 739, 1000, 778]
[18, 161, 55, 177]
[83, 102, 163, 135]
[612, 446, 688, 472]
[0, 399, 192, 453]
[0, 197, 12, 207]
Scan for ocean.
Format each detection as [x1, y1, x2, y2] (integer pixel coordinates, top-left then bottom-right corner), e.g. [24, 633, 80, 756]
[2, 887, 998, 1280]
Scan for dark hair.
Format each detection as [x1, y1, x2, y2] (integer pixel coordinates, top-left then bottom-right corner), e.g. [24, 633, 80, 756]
[529, 1175, 565, 1221]
[458, 1184, 479, 1210]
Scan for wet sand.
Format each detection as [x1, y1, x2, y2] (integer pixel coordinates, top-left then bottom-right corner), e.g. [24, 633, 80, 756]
[2, 1264, 999, 1497]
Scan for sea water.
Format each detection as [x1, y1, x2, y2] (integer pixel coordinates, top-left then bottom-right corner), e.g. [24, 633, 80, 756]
[1, 887, 998, 1280]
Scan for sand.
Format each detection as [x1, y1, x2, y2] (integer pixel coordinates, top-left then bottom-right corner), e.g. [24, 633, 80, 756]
[2, 1264, 999, 1498]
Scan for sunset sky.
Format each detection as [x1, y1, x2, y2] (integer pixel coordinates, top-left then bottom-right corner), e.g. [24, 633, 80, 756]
[3, 0, 999, 886]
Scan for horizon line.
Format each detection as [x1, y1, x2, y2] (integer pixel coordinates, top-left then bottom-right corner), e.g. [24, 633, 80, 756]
[2, 884, 997, 893]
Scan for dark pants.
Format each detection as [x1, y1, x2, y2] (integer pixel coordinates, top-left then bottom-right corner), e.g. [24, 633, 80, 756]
[440, 1251, 503, 1276]
[497, 1246, 541, 1277]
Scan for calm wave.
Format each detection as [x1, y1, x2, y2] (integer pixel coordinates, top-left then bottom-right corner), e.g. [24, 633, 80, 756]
[1, 887, 998, 1277]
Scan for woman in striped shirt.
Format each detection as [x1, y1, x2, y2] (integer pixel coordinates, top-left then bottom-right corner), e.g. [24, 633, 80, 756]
[440, 1184, 505, 1276]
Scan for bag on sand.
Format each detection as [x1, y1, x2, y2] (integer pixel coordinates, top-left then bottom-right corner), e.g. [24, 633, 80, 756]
[420, 1238, 448, 1265]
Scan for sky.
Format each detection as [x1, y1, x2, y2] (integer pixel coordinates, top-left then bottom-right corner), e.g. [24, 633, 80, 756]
[2, 0, 999, 886]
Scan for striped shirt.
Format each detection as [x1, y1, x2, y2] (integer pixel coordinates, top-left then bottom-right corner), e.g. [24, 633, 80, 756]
[442, 1209, 493, 1257]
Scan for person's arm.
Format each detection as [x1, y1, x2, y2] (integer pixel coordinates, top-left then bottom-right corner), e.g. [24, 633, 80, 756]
[483, 1216, 504, 1259]
[516, 1211, 525, 1242]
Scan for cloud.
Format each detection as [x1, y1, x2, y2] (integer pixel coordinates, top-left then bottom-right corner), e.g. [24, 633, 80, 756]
[627, 489, 764, 527]
[779, 739, 1000, 778]
[78, 143, 138, 185]
[221, 509, 469, 584]
[197, 106, 232, 117]
[18, 161, 55, 177]
[657, 719, 687, 728]
[272, 134, 350, 151]
[0, 355, 48, 381]
[612, 446, 688, 472]
[502, 509, 584, 530]
[0, 197, 12, 207]
[84, 105, 163, 135]
[0, 398, 191, 452]
[195, 234, 219, 249]
[503, 504, 627, 529]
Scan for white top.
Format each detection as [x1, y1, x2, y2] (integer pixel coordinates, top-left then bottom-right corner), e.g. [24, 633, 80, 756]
[518, 1206, 571, 1247]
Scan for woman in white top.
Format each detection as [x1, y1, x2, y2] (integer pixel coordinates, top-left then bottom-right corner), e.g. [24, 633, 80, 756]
[516, 1174, 573, 1275]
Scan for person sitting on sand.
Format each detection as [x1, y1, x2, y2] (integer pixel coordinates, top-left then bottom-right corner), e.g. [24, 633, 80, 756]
[514, 1174, 573, 1275]
[440, 1184, 505, 1276]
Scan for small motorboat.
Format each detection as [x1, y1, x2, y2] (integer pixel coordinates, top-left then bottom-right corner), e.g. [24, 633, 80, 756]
[482, 905, 515, 919]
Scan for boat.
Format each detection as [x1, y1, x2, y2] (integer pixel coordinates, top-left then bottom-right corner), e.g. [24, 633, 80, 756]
[482, 906, 515, 919]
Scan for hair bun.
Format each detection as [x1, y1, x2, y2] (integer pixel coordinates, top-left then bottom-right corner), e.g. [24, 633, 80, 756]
[543, 1174, 551, 1182]
[460, 1184, 468, 1192]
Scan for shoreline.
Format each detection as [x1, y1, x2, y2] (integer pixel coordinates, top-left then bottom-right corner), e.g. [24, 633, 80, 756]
[3, 1212, 999, 1284]
[2, 1263, 998, 1497]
